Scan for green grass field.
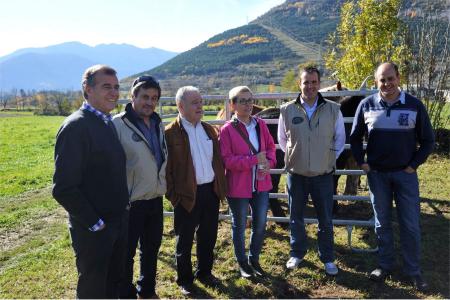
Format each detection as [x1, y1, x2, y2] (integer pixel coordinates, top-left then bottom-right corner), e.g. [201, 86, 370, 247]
[0, 112, 448, 298]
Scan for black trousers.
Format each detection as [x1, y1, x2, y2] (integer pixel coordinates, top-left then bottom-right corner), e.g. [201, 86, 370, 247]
[174, 183, 219, 286]
[69, 210, 129, 299]
[120, 198, 163, 298]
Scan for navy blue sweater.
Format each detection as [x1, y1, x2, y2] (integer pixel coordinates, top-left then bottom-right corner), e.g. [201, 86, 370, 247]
[350, 92, 435, 171]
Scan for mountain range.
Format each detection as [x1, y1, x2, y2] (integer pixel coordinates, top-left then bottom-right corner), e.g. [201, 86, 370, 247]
[0, 42, 177, 91]
[2, 0, 447, 92]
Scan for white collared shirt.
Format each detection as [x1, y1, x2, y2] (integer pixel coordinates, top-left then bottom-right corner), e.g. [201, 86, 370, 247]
[277, 96, 346, 158]
[180, 115, 215, 185]
[375, 89, 405, 105]
[300, 96, 319, 119]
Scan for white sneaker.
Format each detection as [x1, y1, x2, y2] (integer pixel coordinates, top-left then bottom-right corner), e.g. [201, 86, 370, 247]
[286, 257, 303, 269]
[324, 262, 338, 275]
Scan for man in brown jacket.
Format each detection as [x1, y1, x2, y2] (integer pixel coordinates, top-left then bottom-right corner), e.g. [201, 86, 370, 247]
[165, 86, 226, 296]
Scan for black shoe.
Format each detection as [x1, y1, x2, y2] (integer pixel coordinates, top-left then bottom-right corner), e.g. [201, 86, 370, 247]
[137, 293, 159, 299]
[196, 274, 220, 287]
[179, 284, 195, 296]
[248, 258, 266, 277]
[369, 267, 391, 282]
[238, 261, 254, 278]
[410, 275, 429, 292]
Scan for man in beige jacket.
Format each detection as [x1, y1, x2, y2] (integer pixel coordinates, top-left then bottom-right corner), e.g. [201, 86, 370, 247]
[113, 75, 167, 299]
[278, 66, 345, 275]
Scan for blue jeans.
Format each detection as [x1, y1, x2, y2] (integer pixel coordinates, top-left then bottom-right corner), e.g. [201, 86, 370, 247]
[227, 191, 269, 263]
[287, 173, 335, 263]
[368, 170, 421, 276]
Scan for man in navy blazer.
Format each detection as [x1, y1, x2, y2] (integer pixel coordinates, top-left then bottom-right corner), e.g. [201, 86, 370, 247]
[52, 65, 130, 298]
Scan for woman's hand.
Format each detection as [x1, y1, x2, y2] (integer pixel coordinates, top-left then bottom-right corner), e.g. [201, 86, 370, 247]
[256, 151, 267, 165]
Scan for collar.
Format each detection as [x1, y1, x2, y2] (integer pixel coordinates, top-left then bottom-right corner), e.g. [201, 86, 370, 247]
[375, 89, 405, 105]
[179, 114, 201, 128]
[233, 115, 257, 128]
[295, 92, 326, 107]
[82, 101, 111, 124]
[299, 95, 319, 109]
[124, 102, 161, 126]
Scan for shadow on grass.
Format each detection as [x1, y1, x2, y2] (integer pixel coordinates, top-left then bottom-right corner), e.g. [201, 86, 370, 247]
[218, 270, 310, 298]
[155, 197, 449, 298]
[333, 197, 450, 298]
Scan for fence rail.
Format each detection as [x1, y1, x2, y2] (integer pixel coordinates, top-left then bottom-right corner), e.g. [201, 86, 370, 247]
[117, 89, 377, 105]
[124, 89, 378, 252]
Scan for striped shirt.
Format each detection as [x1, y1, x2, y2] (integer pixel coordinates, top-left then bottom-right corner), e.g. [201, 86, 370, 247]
[350, 91, 434, 171]
[81, 102, 112, 124]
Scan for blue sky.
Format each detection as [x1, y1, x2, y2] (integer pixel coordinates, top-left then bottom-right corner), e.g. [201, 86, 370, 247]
[0, 0, 284, 56]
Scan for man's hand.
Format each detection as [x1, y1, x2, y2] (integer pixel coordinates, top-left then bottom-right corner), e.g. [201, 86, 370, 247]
[404, 166, 416, 173]
[361, 163, 371, 174]
[97, 222, 106, 231]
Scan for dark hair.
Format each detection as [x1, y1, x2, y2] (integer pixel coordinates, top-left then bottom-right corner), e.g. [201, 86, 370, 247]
[131, 75, 161, 99]
[81, 65, 117, 100]
[300, 66, 321, 82]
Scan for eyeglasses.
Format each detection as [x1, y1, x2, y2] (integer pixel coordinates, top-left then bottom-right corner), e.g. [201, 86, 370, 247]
[236, 98, 254, 105]
[132, 75, 159, 87]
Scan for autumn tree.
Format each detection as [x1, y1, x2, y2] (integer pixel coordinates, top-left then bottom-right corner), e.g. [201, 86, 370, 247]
[325, 0, 409, 89]
[281, 70, 298, 92]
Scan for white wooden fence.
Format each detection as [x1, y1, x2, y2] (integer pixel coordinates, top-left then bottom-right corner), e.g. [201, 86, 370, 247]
[120, 89, 379, 252]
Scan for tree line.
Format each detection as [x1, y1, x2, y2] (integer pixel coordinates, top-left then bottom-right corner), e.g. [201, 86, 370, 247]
[0, 89, 84, 116]
[281, 0, 449, 135]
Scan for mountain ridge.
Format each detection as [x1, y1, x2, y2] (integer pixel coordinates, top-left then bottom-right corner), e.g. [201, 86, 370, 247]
[0, 42, 178, 90]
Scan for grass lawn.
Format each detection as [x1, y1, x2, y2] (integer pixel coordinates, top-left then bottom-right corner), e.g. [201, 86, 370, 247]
[0, 113, 448, 298]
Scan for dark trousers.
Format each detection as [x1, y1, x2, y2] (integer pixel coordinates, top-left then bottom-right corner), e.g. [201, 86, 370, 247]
[69, 211, 129, 299]
[269, 148, 287, 218]
[174, 183, 219, 286]
[120, 198, 163, 298]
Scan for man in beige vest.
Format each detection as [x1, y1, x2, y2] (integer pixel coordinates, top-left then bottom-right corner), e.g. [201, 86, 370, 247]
[278, 66, 345, 275]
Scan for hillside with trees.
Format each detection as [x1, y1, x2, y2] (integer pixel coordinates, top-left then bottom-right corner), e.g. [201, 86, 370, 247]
[129, 0, 448, 94]
[148, 24, 298, 77]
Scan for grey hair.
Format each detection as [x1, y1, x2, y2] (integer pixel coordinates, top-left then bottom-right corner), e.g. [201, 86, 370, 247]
[229, 85, 253, 104]
[175, 86, 200, 105]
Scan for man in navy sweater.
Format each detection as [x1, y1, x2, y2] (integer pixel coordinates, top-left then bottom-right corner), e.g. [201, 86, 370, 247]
[53, 65, 130, 298]
[350, 62, 434, 292]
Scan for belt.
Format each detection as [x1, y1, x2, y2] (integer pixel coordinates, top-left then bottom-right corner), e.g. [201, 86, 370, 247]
[197, 181, 213, 187]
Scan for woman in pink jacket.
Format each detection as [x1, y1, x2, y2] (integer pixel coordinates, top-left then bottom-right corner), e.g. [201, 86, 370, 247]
[219, 86, 276, 278]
